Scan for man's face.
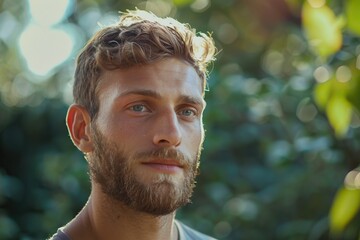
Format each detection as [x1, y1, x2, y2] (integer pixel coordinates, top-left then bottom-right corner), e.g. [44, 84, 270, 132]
[87, 58, 205, 216]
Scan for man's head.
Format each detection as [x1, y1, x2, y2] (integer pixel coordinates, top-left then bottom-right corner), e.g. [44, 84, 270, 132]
[73, 9, 216, 120]
[67, 10, 216, 216]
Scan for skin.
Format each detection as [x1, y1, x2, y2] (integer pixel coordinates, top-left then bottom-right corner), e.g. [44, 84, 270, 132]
[64, 58, 205, 240]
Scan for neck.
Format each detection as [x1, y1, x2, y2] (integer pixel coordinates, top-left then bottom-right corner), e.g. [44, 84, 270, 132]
[63, 184, 178, 240]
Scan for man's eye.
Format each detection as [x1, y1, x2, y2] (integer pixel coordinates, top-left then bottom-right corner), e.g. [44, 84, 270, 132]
[180, 108, 197, 117]
[130, 104, 148, 112]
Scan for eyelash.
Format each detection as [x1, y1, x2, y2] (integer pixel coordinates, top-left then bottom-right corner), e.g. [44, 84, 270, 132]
[129, 104, 149, 112]
[178, 108, 198, 117]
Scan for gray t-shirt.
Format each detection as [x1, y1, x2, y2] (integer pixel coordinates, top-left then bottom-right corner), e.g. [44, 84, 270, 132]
[49, 220, 216, 240]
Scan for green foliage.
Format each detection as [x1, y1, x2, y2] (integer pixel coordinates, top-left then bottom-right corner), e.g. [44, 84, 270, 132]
[0, 0, 360, 239]
[314, 76, 353, 137]
[306, 1, 360, 137]
[302, 2, 342, 58]
[172, 0, 193, 7]
[305, 0, 360, 236]
[345, 0, 360, 36]
[330, 187, 360, 234]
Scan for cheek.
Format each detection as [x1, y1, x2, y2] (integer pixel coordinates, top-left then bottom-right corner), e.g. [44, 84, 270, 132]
[184, 122, 204, 150]
[200, 124, 205, 144]
[110, 119, 152, 152]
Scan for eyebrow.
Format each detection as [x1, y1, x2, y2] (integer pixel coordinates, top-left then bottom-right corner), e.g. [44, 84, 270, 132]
[178, 95, 206, 108]
[117, 89, 161, 99]
[117, 89, 205, 107]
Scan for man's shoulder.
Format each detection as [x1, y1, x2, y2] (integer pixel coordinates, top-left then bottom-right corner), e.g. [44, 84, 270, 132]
[175, 220, 217, 240]
[49, 221, 216, 240]
[48, 228, 71, 240]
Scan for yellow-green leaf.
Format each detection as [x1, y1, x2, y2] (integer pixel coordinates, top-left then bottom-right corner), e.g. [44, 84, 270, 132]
[326, 94, 352, 137]
[330, 187, 360, 234]
[347, 66, 360, 112]
[173, 0, 193, 7]
[314, 79, 333, 109]
[346, 0, 360, 36]
[302, 2, 342, 58]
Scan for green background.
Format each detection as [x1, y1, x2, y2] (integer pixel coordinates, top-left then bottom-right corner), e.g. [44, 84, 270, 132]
[1, 0, 360, 239]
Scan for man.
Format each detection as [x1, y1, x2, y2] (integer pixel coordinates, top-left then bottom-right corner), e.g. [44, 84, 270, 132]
[50, 9, 216, 240]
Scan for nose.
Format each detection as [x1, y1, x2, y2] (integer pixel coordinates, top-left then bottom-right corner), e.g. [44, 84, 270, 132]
[153, 110, 182, 147]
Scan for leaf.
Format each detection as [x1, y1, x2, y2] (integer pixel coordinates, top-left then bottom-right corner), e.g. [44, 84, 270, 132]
[172, 0, 193, 7]
[302, 2, 342, 58]
[330, 187, 360, 234]
[326, 94, 352, 137]
[314, 79, 333, 109]
[346, 64, 360, 113]
[345, 0, 360, 36]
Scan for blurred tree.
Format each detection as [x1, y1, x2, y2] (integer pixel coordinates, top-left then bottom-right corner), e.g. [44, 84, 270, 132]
[0, 0, 359, 239]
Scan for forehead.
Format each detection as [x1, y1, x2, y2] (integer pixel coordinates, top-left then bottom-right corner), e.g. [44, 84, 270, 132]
[96, 58, 204, 100]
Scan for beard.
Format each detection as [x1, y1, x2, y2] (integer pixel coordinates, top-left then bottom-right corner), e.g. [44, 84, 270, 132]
[87, 124, 202, 216]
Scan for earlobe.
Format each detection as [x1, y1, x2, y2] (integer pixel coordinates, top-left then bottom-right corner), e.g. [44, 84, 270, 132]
[66, 104, 94, 153]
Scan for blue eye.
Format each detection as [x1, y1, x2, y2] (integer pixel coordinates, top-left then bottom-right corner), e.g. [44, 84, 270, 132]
[180, 108, 197, 117]
[130, 105, 147, 112]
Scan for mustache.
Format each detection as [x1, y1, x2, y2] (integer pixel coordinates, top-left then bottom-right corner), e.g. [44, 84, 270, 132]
[132, 148, 191, 166]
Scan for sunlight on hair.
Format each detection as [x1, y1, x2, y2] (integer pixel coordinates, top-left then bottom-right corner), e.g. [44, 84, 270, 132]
[120, 9, 180, 29]
[18, 0, 75, 78]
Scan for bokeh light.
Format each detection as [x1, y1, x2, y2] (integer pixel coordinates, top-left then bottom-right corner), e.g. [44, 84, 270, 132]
[345, 169, 360, 189]
[28, 0, 74, 26]
[18, 0, 76, 77]
[190, 0, 210, 12]
[336, 65, 352, 83]
[297, 98, 318, 122]
[314, 66, 330, 83]
[307, 0, 326, 8]
[19, 24, 74, 77]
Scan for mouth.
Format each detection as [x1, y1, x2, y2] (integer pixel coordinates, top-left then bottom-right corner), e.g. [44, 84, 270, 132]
[141, 159, 184, 174]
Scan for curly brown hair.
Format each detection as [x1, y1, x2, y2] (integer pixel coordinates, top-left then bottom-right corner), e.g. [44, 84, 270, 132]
[73, 10, 216, 119]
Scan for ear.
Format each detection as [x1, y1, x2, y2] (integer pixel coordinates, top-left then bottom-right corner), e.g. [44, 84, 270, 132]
[66, 104, 94, 153]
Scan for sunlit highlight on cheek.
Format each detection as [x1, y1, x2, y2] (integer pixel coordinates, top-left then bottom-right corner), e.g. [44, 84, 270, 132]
[187, 119, 205, 159]
[201, 122, 206, 144]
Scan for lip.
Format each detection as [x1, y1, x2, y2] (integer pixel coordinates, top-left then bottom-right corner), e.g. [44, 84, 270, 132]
[141, 159, 183, 174]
